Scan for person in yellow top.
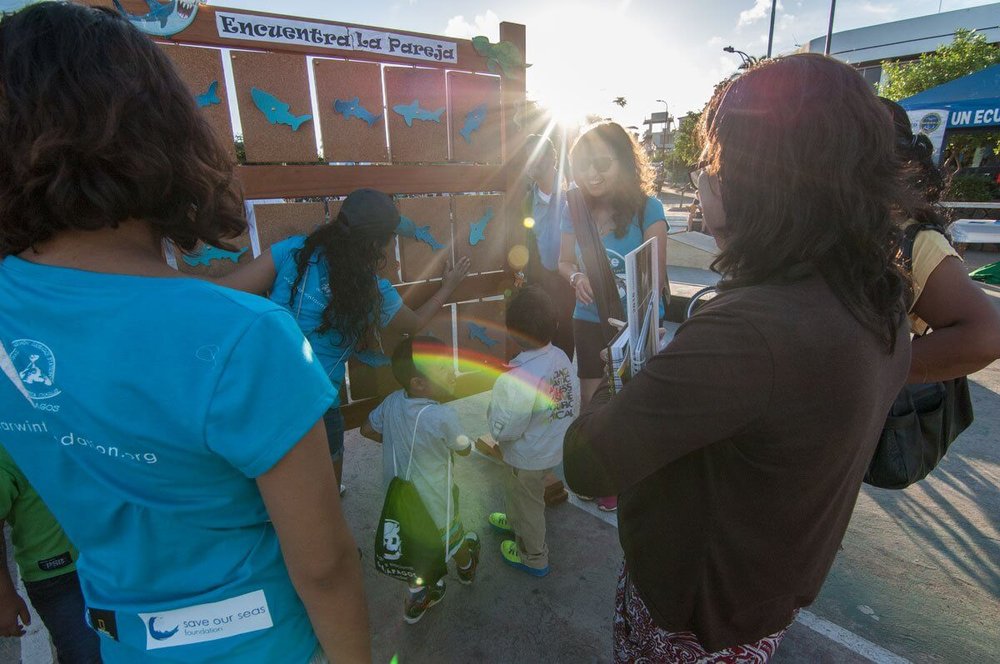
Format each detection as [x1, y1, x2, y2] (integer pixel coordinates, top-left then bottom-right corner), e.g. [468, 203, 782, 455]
[881, 98, 1000, 382]
[0, 445, 100, 662]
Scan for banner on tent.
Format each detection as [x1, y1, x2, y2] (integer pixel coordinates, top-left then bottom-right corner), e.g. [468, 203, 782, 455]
[907, 109, 948, 163]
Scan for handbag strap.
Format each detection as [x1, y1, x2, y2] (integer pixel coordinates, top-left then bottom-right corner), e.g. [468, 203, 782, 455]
[567, 189, 625, 341]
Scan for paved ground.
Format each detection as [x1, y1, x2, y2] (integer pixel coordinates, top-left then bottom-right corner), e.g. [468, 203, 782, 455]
[3, 256, 998, 663]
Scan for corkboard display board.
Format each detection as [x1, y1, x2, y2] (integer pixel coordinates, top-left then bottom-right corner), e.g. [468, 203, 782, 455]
[254, 202, 327, 252]
[385, 67, 448, 163]
[397, 196, 453, 283]
[448, 72, 502, 164]
[231, 51, 317, 164]
[453, 194, 507, 274]
[457, 298, 507, 365]
[313, 59, 388, 163]
[160, 44, 235, 157]
[174, 230, 253, 278]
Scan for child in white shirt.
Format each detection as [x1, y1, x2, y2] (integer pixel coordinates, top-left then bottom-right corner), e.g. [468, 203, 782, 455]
[362, 336, 480, 623]
[487, 286, 577, 576]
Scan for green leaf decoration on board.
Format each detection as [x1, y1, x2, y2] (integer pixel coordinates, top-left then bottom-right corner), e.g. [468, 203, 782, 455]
[472, 36, 531, 78]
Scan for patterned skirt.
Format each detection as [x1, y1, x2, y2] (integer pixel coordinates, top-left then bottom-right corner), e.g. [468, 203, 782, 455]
[614, 564, 790, 664]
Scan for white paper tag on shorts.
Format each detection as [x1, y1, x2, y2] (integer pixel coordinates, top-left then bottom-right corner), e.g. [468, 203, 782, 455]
[138, 589, 273, 650]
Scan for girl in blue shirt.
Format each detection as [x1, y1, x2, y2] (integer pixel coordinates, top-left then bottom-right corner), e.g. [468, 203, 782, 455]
[0, 5, 368, 662]
[557, 122, 668, 513]
[219, 189, 470, 488]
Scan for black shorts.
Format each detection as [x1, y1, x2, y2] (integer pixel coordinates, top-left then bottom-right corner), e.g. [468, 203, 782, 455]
[573, 319, 609, 379]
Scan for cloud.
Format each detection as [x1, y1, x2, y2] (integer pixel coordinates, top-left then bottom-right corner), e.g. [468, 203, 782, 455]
[859, 2, 897, 16]
[708, 35, 725, 46]
[444, 9, 501, 41]
[738, 0, 782, 26]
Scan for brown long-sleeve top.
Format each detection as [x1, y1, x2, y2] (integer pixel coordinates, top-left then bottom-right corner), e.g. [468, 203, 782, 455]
[564, 270, 909, 652]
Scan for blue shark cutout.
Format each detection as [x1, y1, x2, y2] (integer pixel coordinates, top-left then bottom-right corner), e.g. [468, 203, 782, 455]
[396, 216, 445, 251]
[334, 97, 382, 127]
[147, 617, 180, 641]
[251, 88, 313, 131]
[392, 100, 445, 127]
[195, 81, 221, 108]
[183, 246, 248, 267]
[460, 104, 488, 143]
[468, 207, 494, 246]
[467, 323, 499, 349]
[354, 350, 391, 368]
[113, 0, 198, 38]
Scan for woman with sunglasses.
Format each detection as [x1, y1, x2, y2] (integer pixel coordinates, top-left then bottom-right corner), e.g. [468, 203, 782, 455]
[558, 124, 667, 398]
[557, 122, 667, 513]
[564, 55, 911, 662]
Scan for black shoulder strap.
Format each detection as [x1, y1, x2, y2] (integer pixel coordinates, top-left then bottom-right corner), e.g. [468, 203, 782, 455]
[567, 189, 625, 341]
[901, 223, 948, 271]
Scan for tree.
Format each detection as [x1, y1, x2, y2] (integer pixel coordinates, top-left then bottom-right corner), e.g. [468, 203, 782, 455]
[880, 29, 1000, 101]
[673, 111, 702, 167]
[612, 96, 627, 108]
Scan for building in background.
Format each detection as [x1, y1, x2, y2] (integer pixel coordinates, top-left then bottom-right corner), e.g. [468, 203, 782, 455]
[641, 110, 673, 158]
[803, 3, 1000, 88]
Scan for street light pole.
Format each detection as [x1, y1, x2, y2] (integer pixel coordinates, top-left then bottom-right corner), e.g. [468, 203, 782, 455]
[723, 46, 754, 69]
[766, 0, 777, 58]
[656, 98, 669, 157]
[824, 0, 837, 56]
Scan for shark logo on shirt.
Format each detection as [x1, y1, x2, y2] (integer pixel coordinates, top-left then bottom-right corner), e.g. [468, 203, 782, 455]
[9, 339, 60, 401]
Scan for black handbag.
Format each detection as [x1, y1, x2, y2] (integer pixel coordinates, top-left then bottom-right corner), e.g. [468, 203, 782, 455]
[863, 224, 975, 490]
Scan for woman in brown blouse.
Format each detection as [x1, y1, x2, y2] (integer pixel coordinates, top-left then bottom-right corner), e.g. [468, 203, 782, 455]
[564, 54, 912, 663]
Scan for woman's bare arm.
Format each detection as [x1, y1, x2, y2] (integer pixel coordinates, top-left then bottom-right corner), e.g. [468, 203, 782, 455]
[385, 256, 470, 335]
[910, 256, 1000, 383]
[214, 249, 278, 295]
[257, 422, 371, 663]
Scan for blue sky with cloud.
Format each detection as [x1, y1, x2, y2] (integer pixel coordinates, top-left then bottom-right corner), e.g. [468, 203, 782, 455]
[210, 0, 996, 124]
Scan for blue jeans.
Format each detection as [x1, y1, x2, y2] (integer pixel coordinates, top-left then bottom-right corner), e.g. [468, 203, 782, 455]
[24, 571, 101, 664]
[323, 407, 345, 462]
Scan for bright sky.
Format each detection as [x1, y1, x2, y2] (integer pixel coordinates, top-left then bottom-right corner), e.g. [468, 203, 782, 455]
[213, 0, 996, 126]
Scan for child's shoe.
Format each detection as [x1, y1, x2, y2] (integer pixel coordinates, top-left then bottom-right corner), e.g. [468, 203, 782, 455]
[596, 496, 617, 512]
[403, 580, 446, 624]
[456, 532, 481, 585]
[501, 540, 549, 577]
[488, 512, 513, 535]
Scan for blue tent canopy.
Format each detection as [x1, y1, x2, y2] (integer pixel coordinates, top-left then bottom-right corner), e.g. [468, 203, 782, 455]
[900, 64, 1000, 129]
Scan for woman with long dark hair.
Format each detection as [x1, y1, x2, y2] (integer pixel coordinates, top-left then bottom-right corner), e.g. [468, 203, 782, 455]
[0, 4, 368, 662]
[880, 98, 1000, 381]
[557, 122, 667, 512]
[564, 55, 912, 662]
[219, 191, 470, 487]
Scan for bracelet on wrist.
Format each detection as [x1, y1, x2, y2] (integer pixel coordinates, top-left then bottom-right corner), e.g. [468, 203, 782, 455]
[569, 271, 584, 287]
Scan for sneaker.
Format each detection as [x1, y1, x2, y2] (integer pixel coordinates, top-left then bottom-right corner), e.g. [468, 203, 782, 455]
[500, 540, 549, 577]
[456, 532, 481, 585]
[488, 512, 513, 535]
[403, 581, 446, 624]
[596, 496, 617, 512]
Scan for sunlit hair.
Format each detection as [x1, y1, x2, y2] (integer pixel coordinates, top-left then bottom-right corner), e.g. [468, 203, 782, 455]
[0, 3, 245, 256]
[700, 54, 909, 351]
[570, 122, 654, 238]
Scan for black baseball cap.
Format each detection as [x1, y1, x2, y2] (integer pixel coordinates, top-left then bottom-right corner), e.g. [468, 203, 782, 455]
[338, 188, 400, 236]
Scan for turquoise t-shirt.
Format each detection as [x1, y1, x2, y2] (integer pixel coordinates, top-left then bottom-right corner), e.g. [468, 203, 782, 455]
[0, 257, 336, 663]
[269, 235, 403, 386]
[560, 194, 667, 323]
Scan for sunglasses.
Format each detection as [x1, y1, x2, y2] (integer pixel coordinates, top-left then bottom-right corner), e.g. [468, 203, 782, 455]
[688, 160, 720, 193]
[573, 156, 616, 175]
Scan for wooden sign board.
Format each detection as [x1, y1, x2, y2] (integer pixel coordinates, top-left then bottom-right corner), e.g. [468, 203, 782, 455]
[231, 51, 317, 164]
[453, 194, 507, 274]
[448, 72, 502, 164]
[385, 67, 448, 163]
[160, 44, 236, 157]
[314, 58, 389, 163]
[397, 196, 453, 283]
